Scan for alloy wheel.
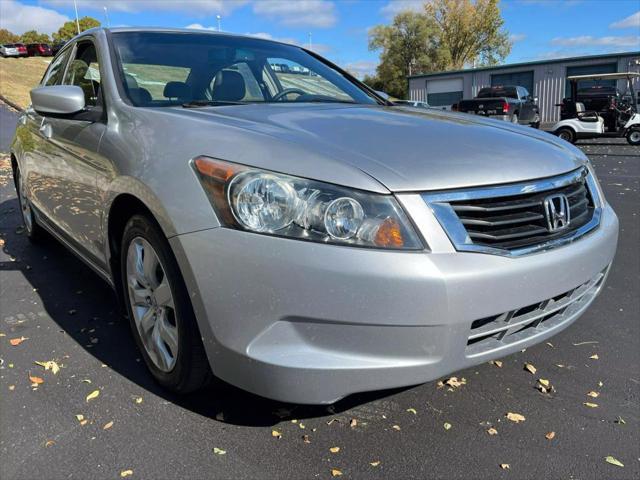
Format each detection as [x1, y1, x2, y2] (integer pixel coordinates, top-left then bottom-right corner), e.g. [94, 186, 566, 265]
[126, 237, 179, 372]
[629, 130, 640, 144]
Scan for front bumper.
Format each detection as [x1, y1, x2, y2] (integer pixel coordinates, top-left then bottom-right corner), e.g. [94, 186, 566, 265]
[170, 200, 618, 404]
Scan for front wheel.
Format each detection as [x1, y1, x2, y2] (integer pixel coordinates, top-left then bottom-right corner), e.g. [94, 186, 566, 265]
[556, 127, 576, 144]
[120, 214, 211, 393]
[627, 127, 640, 146]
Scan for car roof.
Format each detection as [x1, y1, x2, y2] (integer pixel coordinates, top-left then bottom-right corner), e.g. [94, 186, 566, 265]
[80, 26, 301, 49]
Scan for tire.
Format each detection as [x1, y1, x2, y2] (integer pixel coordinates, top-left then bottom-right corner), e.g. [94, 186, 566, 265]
[555, 127, 576, 144]
[14, 166, 46, 242]
[626, 127, 640, 146]
[510, 113, 519, 124]
[120, 214, 211, 393]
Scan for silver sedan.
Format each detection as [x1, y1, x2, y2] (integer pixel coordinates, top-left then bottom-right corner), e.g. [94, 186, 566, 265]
[10, 28, 618, 404]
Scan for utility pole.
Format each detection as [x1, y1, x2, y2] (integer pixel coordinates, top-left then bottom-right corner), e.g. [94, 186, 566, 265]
[73, 0, 80, 34]
[103, 6, 110, 27]
[308, 32, 312, 51]
[216, 15, 221, 32]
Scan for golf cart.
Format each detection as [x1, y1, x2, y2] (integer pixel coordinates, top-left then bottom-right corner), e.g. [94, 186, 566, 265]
[551, 72, 640, 145]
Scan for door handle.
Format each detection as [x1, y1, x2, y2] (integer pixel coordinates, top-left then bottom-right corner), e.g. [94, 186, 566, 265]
[39, 118, 52, 139]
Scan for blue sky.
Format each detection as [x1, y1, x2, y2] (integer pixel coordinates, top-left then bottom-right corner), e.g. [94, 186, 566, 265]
[1, 0, 639, 77]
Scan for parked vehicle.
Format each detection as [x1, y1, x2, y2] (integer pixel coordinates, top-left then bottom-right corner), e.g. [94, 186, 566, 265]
[51, 41, 66, 55]
[457, 85, 540, 127]
[11, 28, 618, 404]
[552, 72, 640, 145]
[14, 43, 28, 57]
[27, 43, 53, 57]
[0, 44, 20, 57]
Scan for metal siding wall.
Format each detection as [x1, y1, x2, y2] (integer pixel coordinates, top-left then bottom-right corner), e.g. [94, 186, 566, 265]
[408, 54, 640, 122]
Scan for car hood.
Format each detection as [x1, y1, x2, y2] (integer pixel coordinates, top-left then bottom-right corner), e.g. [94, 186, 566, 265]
[170, 104, 587, 192]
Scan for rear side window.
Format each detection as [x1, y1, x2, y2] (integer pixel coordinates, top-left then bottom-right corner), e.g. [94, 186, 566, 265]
[43, 49, 71, 86]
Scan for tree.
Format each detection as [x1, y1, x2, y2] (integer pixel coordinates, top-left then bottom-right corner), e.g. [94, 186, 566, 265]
[426, 0, 511, 69]
[368, 11, 443, 98]
[0, 28, 19, 44]
[53, 16, 100, 43]
[20, 30, 51, 44]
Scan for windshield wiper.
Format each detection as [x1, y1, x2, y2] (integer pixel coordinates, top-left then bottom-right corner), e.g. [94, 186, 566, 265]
[182, 100, 250, 108]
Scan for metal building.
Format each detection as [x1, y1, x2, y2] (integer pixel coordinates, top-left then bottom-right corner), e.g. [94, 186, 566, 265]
[408, 51, 640, 124]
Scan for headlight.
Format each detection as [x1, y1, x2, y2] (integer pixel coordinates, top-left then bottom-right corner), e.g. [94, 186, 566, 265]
[193, 156, 423, 250]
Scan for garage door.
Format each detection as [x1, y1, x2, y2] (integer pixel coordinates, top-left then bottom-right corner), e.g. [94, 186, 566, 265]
[491, 71, 534, 95]
[566, 63, 617, 95]
[426, 78, 463, 107]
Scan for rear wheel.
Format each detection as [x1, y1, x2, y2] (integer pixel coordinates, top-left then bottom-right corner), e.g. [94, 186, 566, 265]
[121, 214, 211, 393]
[556, 127, 576, 144]
[14, 167, 45, 242]
[627, 127, 640, 146]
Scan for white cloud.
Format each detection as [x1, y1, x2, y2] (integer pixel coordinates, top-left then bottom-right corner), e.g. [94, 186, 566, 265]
[252, 0, 337, 28]
[551, 35, 640, 48]
[509, 33, 526, 43]
[344, 60, 378, 79]
[245, 32, 299, 45]
[610, 11, 640, 29]
[380, 0, 424, 18]
[0, 0, 69, 34]
[43, 0, 248, 15]
[185, 23, 217, 31]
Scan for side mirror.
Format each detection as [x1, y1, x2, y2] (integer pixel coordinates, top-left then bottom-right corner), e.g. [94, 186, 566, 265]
[30, 85, 86, 116]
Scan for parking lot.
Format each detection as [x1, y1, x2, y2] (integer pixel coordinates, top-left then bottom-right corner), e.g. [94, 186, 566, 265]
[0, 102, 638, 479]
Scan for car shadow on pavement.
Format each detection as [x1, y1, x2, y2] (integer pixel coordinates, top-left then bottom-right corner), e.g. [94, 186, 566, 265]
[0, 196, 406, 427]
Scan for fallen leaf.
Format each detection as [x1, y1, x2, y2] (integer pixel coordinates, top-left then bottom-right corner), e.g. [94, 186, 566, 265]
[614, 416, 626, 425]
[584, 402, 599, 408]
[406, 408, 417, 415]
[302, 435, 311, 444]
[349, 418, 357, 428]
[45, 440, 55, 447]
[75, 414, 85, 422]
[8, 385, 15, 391]
[35, 360, 60, 374]
[524, 363, 537, 374]
[538, 379, 550, 387]
[86, 390, 100, 402]
[213, 447, 226, 455]
[370, 461, 381, 467]
[134, 396, 143, 404]
[487, 427, 498, 435]
[590, 354, 599, 360]
[506, 412, 526, 423]
[491, 360, 503, 368]
[326, 419, 339, 425]
[103, 421, 114, 430]
[298, 423, 305, 429]
[81, 379, 92, 384]
[443, 422, 452, 430]
[9, 336, 28, 346]
[331, 469, 343, 477]
[120, 470, 133, 478]
[546, 342, 554, 348]
[392, 425, 401, 431]
[500, 464, 511, 470]
[605, 456, 624, 468]
[444, 376, 466, 388]
[29, 374, 44, 386]
[271, 430, 282, 439]
[598, 381, 604, 387]
[329, 447, 340, 453]
[587, 391, 600, 398]
[545, 431, 555, 440]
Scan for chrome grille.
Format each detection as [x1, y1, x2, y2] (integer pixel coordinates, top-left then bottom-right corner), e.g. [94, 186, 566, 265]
[465, 268, 607, 357]
[423, 167, 602, 256]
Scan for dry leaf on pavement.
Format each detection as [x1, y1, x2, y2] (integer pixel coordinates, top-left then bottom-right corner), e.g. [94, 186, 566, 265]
[392, 425, 401, 431]
[86, 390, 100, 402]
[584, 402, 599, 408]
[545, 431, 555, 440]
[302, 435, 311, 444]
[271, 430, 282, 439]
[524, 363, 537, 374]
[45, 440, 55, 447]
[491, 360, 503, 368]
[9, 336, 28, 346]
[103, 421, 114, 430]
[500, 464, 511, 470]
[329, 447, 340, 453]
[506, 412, 526, 423]
[590, 354, 599, 360]
[444, 376, 466, 388]
[587, 391, 600, 398]
[443, 422, 452, 430]
[487, 427, 498, 435]
[406, 408, 417, 415]
[213, 447, 226, 455]
[349, 418, 357, 428]
[120, 470, 133, 477]
[35, 360, 60, 374]
[370, 461, 381, 467]
[331, 469, 343, 477]
[29, 374, 44, 386]
[605, 456, 624, 468]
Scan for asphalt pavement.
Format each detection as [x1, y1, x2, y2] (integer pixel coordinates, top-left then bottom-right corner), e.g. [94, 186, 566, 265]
[0, 106, 638, 479]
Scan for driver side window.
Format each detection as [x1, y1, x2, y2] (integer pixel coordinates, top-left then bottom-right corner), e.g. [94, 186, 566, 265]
[63, 41, 101, 107]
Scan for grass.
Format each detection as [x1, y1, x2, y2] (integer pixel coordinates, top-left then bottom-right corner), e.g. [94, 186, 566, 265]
[0, 56, 50, 109]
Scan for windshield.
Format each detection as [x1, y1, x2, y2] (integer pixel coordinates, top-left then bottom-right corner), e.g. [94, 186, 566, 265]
[110, 31, 378, 107]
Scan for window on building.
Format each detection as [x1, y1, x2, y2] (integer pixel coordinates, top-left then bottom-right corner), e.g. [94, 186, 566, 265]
[491, 71, 534, 95]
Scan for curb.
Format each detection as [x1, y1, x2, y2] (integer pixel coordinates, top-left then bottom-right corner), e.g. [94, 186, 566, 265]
[0, 95, 25, 112]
